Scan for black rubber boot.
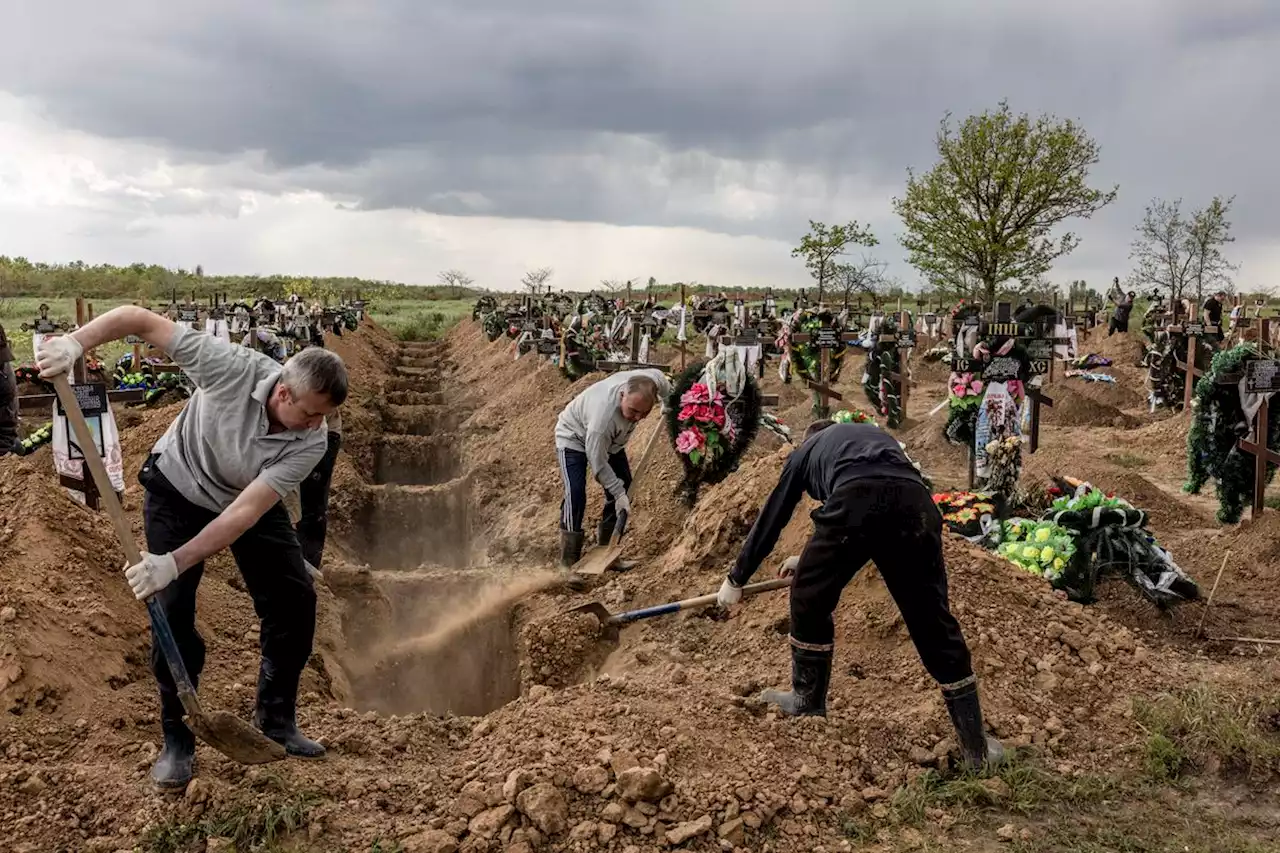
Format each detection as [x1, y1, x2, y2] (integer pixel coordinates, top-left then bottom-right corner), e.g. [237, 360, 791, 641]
[596, 519, 614, 547]
[942, 679, 1006, 771]
[151, 719, 196, 792]
[596, 520, 637, 571]
[560, 531, 589, 591]
[760, 644, 832, 717]
[254, 670, 326, 759]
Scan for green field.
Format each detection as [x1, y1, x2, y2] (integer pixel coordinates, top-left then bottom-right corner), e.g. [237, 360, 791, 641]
[0, 295, 474, 367]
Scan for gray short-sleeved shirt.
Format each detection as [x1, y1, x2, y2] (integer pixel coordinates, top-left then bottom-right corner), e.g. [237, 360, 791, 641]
[152, 325, 327, 512]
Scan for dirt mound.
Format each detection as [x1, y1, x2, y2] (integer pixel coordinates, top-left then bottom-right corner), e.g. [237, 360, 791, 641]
[1040, 384, 1139, 428]
[1088, 332, 1147, 366]
[1050, 372, 1148, 412]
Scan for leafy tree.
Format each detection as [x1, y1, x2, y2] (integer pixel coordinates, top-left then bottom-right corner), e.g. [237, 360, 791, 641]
[791, 220, 878, 301]
[520, 267, 554, 294]
[894, 100, 1118, 306]
[1128, 196, 1237, 303]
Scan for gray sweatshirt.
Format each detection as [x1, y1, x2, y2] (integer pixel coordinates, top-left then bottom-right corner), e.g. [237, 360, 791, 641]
[554, 368, 670, 498]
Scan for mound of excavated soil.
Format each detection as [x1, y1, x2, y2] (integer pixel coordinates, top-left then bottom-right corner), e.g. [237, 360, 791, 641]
[1040, 384, 1139, 428]
[1089, 332, 1147, 366]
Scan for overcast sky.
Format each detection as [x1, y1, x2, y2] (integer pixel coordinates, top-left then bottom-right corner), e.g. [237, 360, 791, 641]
[1, 0, 1277, 292]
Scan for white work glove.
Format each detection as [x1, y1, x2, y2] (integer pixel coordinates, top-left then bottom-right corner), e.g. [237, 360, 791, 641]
[123, 552, 180, 601]
[613, 491, 632, 518]
[35, 336, 84, 378]
[778, 555, 800, 578]
[717, 577, 743, 608]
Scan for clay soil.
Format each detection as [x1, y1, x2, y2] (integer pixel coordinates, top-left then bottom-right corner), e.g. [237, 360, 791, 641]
[1, 324, 1278, 852]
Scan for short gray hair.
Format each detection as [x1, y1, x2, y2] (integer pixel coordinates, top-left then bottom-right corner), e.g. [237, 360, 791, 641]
[622, 375, 659, 406]
[281, 347, 349, 405]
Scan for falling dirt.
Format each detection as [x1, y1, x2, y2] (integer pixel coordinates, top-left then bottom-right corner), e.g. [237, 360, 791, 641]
[2, 319, 1279, 852]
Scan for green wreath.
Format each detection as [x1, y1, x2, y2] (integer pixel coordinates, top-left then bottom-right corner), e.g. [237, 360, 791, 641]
[861, 316, 904, 428]
[787, 308, 847, 386]
[481, 311, 505, 342]
[666, 361, 762, 505]
[1184, 344, 1280, 523]
[559, 318, 610, 381]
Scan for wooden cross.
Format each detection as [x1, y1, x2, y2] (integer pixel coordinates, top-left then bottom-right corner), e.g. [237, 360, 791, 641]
[596, 318, 669, 372]
[791, 323, 860, 418]
[1168, 321, 1221, 411]
[877, 310, 916, 415]
[1237, 359, 1280, 518]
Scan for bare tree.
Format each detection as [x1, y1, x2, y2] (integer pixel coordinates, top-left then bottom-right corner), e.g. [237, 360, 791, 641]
[438, 269, 475, 289]
[831, 255, 889, 305]
[1129, 197, 1237, 303]
[521, 267, 554, 294]
[599, 279, 628, 294]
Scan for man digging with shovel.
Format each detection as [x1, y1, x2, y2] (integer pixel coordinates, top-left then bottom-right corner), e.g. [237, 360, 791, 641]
[36, 306, 347, 790]
[716, 419, 1004, 770]
[554, 369, 669, 588]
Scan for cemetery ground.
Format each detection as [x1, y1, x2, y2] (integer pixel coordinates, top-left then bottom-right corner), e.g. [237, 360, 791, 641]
[1, 315, 1279, 852]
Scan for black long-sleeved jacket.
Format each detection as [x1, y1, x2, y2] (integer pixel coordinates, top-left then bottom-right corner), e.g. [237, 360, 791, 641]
[729, 423, 922, 585]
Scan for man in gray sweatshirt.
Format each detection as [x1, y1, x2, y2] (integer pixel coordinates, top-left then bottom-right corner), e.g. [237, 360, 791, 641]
[554, 368, 670, 582]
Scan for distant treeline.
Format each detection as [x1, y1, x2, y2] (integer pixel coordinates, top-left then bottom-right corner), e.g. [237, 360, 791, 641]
[0, 257, 479, 302]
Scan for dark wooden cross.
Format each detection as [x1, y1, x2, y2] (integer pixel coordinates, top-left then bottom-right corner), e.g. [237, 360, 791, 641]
[1237, 359, 1280, 519]
[1168, 321, 1221, 410]
[876, 310, 916, 415]
[790, 323, 861, 418]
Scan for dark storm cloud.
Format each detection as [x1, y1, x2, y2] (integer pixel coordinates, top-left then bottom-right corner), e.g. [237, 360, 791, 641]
[2, 0, 1279, 270]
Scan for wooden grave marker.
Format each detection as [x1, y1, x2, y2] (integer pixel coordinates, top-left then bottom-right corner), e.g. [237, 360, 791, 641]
[1237, 359, 1280, 519]
[791, 322, 860, 419]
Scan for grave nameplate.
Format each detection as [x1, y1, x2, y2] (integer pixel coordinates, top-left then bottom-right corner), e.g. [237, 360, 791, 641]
[1245, 359, 1280, 395]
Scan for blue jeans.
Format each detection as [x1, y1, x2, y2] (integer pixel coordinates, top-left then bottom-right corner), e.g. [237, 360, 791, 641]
[557, 447, 632, 533]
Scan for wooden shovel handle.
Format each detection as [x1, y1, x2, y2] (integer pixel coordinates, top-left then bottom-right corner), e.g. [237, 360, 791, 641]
[51, 374, 144, 566]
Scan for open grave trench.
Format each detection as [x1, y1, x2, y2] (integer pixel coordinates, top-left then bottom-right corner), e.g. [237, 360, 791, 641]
[332, 341, 528, 718]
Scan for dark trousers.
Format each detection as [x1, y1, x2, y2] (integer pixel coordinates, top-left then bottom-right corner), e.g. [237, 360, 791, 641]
[790, 477, 973, 687]
[1108, 316, 1129, 336]
[297, 432, 342, 568]
[139, 455, 317, 735]
[557, 447, 632, 533]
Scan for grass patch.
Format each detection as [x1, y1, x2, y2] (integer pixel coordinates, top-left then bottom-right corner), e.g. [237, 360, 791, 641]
[1104, 451, 1149, 469]
[365, 299, 472, 341]
[840, 756, 1118, 843]
[141, 789, 320, 853]
[1134, 685, 1280, 782]
[1263, 495, 1280, 511]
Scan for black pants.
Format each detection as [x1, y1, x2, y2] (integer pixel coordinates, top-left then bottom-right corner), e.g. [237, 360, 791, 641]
[139, 455, 316, 733]
[1108, 316, 1129, 335]
[557, 447, 631, 533]
[790, 477, 973, 687]
[297, 432, 342, 568]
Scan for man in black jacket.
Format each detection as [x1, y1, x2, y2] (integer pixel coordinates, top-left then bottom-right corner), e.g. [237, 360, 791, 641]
[716, 419, 1003, 770]
[0, 324, 17, 456]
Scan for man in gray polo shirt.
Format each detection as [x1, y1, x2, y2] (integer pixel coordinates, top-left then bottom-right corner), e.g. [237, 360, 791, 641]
[36, 305, 347, 791]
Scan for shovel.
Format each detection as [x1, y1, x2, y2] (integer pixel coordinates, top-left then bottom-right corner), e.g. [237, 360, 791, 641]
[52, 374, 286, 765]
[569, 577, 792, 642]
[572, 416, 666, 576]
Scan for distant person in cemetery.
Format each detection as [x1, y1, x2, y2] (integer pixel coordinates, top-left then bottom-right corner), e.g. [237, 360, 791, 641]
[1202, 290, 1227, 343]
[1108, 279, 1136, 336]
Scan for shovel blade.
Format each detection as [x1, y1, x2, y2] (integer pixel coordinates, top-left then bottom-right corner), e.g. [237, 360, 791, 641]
[566, 601, 621, 643]
[572, 544, 623, 576]
[188, 712, 287, 765]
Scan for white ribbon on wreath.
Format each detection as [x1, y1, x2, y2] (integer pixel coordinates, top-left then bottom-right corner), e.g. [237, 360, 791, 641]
[703, 345, 747, 407]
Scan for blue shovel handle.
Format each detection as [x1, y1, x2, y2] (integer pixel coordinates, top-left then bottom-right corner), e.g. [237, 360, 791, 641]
[609, 577, 792, 627]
